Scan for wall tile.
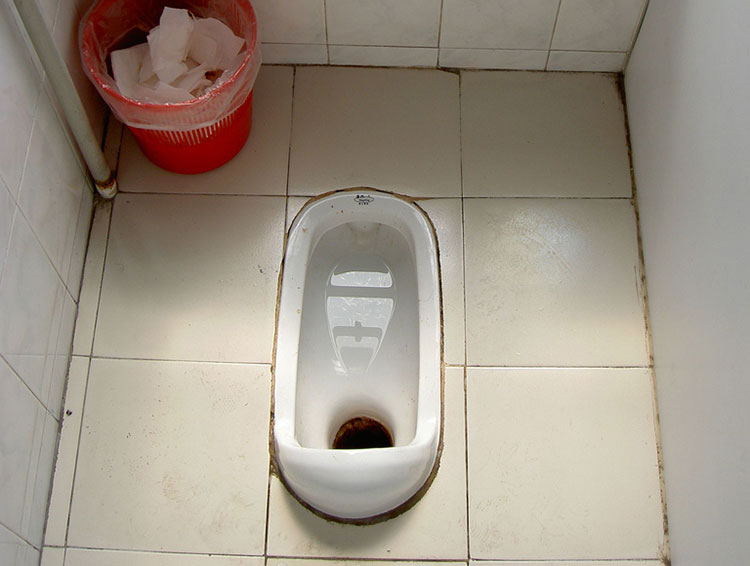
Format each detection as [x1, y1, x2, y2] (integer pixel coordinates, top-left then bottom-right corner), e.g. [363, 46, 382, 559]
[329, 46, 438, 67]
[0, 357, 42, 535]
[0, 180, 14, 276]
[261, 43, 329, 64]
[441, 0, 559, 49]
[19, 90, 85, 280]
[0, 524, 39, 566]
[552, 0, 646, 52]
[252, 0, 326, 44]
[0, 212, 66, 405]
[326, 0, 441, 47]
[23, 411, 59, 547]
[0, 1, 41, 198]
[547, 50, 627, 71]
[66, 187, 94, 299]
[440, 48, 547, 70]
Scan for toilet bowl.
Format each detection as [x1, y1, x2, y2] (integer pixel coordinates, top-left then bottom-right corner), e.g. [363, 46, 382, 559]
[272, 188, 442, 522]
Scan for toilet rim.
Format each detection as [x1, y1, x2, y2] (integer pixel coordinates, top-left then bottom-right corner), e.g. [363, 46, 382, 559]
[269, 187, 445, 523]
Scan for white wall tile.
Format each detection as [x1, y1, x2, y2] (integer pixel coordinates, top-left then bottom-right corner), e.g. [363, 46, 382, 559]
[552, 0, 646, 52]
[0, 180, 14, 276]
[252, 0, 326, 44]
[0, 212, 66, 405]
[441, 0, 559, 49]
[47, 291, 76, 418]
[326, 0, 441, 47]
[0, 524, 39, 566]
[0, 357, 43, 535]
[19, 90, 85, 280]
[40, 546, 65, 566]
[23, 411, 59, 547]
[0, 1, 41, 198]
[329, 46, 438, 67]
[440, 48, 547, 69]
[547, 50, 627, 71]
[65, 186, 94, 298]
[261, 43, 328, 64]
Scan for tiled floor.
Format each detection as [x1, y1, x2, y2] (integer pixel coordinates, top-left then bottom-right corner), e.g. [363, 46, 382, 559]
[42, 66, 666, 565]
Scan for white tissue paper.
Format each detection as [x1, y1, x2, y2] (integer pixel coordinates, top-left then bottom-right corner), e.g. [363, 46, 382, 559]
[109, 7, 245, 104]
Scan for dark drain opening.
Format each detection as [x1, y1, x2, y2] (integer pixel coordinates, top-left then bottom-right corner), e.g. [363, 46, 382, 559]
[332, 417, 394, 449]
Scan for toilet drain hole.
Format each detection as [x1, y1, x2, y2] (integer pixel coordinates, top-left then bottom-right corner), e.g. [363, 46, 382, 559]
[332, 417, 393, 450]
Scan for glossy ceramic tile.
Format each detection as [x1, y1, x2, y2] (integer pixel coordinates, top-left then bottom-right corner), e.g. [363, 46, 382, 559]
[552, 0, 646, 52]
[65, 186, 94, 298]
[67, 359, 271, 554]
[93, 194, 285, 363]
[0, 357, 43, 535]
[269, 561, 464, 566]
[439, 48, 547, 70]
[548, 50, 627, 72]
[329, 46, 438, 67]
[461, 71, 632, 197]
[464, 199, 648, 367]
[252, 0, 326, 44]
[71, 200, 110, 357]
[47, 291, 76, 418]
[0, 211, 66, 405]
[0, 0, 41, 198]
[261, 43, 328, 65]
[45, 356, 89, 547]
[288, 67, 461, 197]
[0, 180, 13, 275]
[467, 368, 663, 559]
[18, 90, 86, 279]
[0, 525, 39, 566]
[326, 0, 441, 47]
[24, 411, 58, 546]
[118, 66, 294, 195]
[266, 367, 467, 559]
[441, 0, 559, 49]
[418, 199, 465, 365]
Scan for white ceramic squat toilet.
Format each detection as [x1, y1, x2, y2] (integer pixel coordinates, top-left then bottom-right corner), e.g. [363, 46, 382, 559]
[273, 188, 442, 521]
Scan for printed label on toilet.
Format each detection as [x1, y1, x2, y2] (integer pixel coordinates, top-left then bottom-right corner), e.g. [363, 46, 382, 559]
[354, 194, 374, 205]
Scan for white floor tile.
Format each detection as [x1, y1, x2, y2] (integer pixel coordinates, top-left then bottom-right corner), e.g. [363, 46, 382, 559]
[461, 71, 632, 197]
[44, 356, 89, 547]
[467, 368, 664, 560]
[65, 549, 263, 566]
[94, 194, 285, 363]
[288, 67, 461, 197]
[419, 199, 465, 365]
[71, 200, 110, 357]
[67, 359, 271, 555]
[473, 562, 662, 566]
[464, 199, 648, 367]
[40, 546, 64, 566]
[118, 66, 293, 195]
[266, 367, 467, 559]
[270, 561, 464, 566]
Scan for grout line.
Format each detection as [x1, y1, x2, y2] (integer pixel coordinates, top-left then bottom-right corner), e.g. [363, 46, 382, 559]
[545, 0, 564, 71]
[436, 0, 445, 64]
[0, 518, 39, 551]
[459, 195, 633, 200]
[86, 198, 114, 360]
[465, 364, 652, 369]
[286, 66, 297, 199]
[462, 366, 471, 559]
[322, 0, 330, 64]
[63, 546, 265, 557]
[114, 191, 288, 198]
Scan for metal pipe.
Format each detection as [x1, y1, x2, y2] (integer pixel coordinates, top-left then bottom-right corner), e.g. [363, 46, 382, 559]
[11, 0, 117, 198]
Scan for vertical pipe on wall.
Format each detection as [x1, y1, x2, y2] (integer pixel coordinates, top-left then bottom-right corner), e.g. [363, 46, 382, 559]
[10, 0, 117, 198]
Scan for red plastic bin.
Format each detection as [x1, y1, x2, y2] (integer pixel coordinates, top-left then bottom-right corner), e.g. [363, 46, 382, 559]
[80, 0, 261, 174]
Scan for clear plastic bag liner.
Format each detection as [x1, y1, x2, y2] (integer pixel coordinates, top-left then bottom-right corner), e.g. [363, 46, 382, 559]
[80, 0, 261, 131]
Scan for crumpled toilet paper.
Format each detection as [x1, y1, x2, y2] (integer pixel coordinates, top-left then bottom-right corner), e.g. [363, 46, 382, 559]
[109, 7, 245, 104]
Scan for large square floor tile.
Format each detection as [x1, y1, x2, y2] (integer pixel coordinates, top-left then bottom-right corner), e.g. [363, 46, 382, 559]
[94, 194, 285, 363]
[266, 367, 467, 559]
[461, 72, 632, 197]
[288, 67, 461, 197]
[67, 359, 271, 555]
[118, 66, 293, 195]
[466, 368, 664, 560]
[464, 198, 648, 366]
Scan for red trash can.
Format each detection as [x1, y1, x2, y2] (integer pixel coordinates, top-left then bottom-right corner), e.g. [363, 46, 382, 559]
[80, 0, 261, 174]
